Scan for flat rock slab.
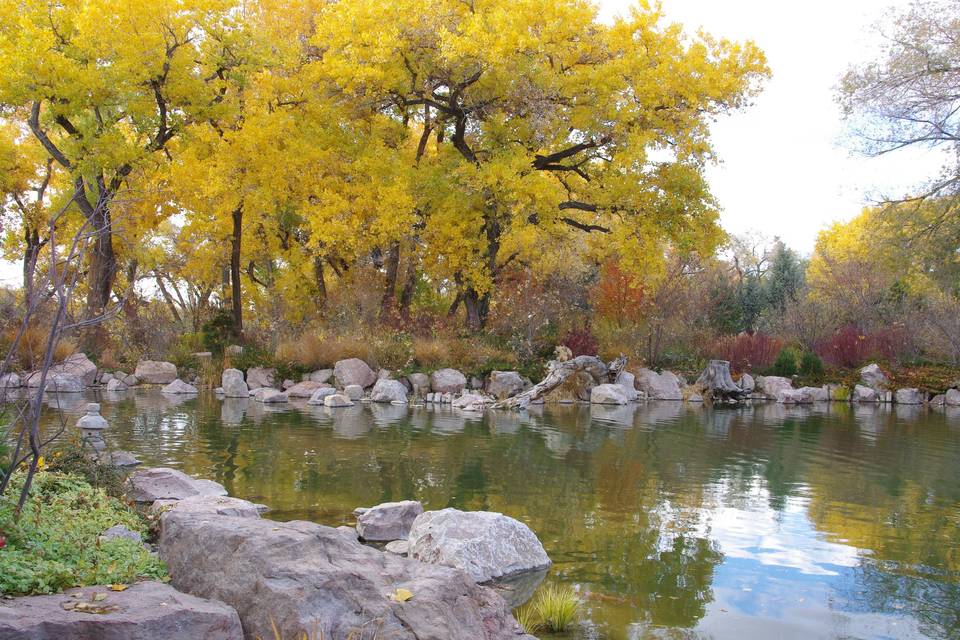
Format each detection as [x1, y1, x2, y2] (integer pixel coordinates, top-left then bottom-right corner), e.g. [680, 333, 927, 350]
[159, 511, 534, 640]
[0, 581, 243, 640]
[134, 361, 178, 385]
[153, 495, 268, 518]
[356, 500, 424, 541]
[407, 508, 551, 583]
[126, 467, 227, 503]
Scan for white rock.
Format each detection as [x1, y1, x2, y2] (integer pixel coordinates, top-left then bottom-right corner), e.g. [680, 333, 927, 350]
[860, 363, 889, 391]
[106, 378, 129, 392]
[408, 508, 551, 583]
[355, 500, 424, 541]
[430, 368, 467, 394]
[385, 540, 409, 556]
[134, 360, 178, 385]
[221, 368, 249, 398]
[323, 393, 353, 408]
[42, 373, 84, 393]
[126, 467, 227, 502]
[852, 384, 879, 402]
[255, 389, 288, 403]
[286, 380, 329, 398]
[635, 369, 683, 400]
[407, 372, 430, 396]
[370, 379, 408, 403]
[334, 358, 377, 388]
[343, 384, 364, 400]
[945, 389, 960, 406]
[153, 494, 267, 518]
[615, 371, 640, 401]
[485, 371, 525, 400]
[451, 392, 491, 412]
[590, 383, 629, 405]
[895, 388, 924, 405]
[162, 379, 198, 394]
[756, 375, 793, 399]
[245, 367, 276, 390]
[307, 387, 337, 405]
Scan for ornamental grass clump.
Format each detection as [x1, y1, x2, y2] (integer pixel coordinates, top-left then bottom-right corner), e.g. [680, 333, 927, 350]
[0, 470, 166, 595]
[514, 583, 581, 634]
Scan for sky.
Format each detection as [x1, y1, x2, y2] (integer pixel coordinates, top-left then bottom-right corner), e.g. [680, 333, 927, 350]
[598, 0, 946, 254]
[0, 0, 944, 287]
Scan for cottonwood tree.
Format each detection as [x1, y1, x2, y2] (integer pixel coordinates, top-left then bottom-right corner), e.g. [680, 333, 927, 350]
[0, 0, 255, 334]
[840, 0, 960, 228]
[314, 0, 768, 330]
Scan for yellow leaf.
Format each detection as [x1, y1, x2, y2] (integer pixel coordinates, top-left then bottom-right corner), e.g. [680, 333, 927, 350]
[109, 584, 128, 592]
[390, 588, 413, 602]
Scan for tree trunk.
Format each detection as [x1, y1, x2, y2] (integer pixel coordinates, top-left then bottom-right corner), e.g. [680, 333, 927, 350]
[22, 227, 41, 300]
[463, 287, 490, 331]
[313, 255, 327, 309]
[380, 241, 400, 322]
[398, 257, 417, 320]
[492, 354, 626, 410]
[230, 204, 243, 336]
[85, 203, 117, 317]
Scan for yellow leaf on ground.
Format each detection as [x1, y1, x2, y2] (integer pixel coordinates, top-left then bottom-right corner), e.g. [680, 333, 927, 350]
[109, 584, 128, 591]
[390, 588, 413, 602]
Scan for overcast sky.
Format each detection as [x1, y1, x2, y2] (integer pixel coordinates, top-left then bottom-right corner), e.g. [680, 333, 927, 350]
[599, 0, 945, 254]
[0, 0, 943, 286]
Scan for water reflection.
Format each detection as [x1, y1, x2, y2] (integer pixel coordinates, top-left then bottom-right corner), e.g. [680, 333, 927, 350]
[23, 390, 960, 640]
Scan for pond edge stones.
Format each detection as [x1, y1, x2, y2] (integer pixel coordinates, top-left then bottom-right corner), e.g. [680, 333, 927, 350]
[355, 500, 423, 541]
[407, 508, 552, 583]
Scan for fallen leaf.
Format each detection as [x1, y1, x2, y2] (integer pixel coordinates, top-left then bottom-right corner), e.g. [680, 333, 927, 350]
[390, 588, 413, 602]
[93, 593, 108, 602]
[109, 584, 128, 592]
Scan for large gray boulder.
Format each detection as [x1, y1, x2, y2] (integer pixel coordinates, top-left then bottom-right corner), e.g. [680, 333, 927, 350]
[370, 379, 408, 403]
[334, 358, 377, 389]
[158, 510, 534, 640]
[43, 374, 84, 393]
[407, 508, 551, 583]
[407, 373, 431, 396]
[162, 379, 198, 395]
[0, 373, 20, 389]
[0, 581, 243, 640]
[756, 375, 792, 400]
[153, 495, 267, 518]
[852, 384, 879, 403]
[286, 380, 329, 398]
[126, 467, 227, 503]
[355, 500, 424, 541]
[860, 363, 889, 391]
[430, 368, 467, 394]
[636, 369, 683, 400]
[895, 388, 924, 405]
[134, 360, 178, 385]
[245, 367, 275, 390]
[308, 369, 334, 383]
[945, 389, 960, 406]
[485, 371, 525, 400]
[105, 378, 129, 392]
[615, 371, 640, 401]
[221, 369, 248, 398]
[590, 383, 629, 405]
[48, 353, 98, 387]
[307, 387, 338, 405]
[451, 392, 491, 412]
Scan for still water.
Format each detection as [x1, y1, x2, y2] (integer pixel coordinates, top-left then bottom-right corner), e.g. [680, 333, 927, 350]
[37, 391, 960, 639]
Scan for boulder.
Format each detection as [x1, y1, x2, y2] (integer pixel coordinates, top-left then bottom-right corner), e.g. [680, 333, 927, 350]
[451, 393, 491, 411]
[105, 378, 128, 392]
[154, 495, 268, 518]
[126, 467, 227, 503]
[245, 367, 276, 390]
[0, 581, 243, 640]
[895, 388, 924, 405]
[860, 363, 889, 391]
[777, 388, 811, 404]
[308, 369, 333, 383]
[408, 508, 551, 583]
[134, 360, 178, 385]
[407, 373, 431, 396]
[343, 384, 364, 400]
[100, 372, 115, 384]
[756, 375, 792, 399]
[852, 384, 879, 403]
[324, 393, 353, 408]
[485, 371, 525, 400]
[739, 373, 756, 393]
[636, 368, 683, 400]
[31, 352, 98, 387]
[99, 524, 143, 544]
[307, 387, 338, 405]
[385, 540, 410, 556]
[430, 368, 467, 394]
[370, 379, 408, 403]
[104, 450, 141, 467]
[0, 373, 20, 389]
[162, 379, 198, 395]
[158, 510, 534, 640]
[255, 389, 288, 403]
[122, 374, 139, 387]
[43, 374, 84, 393]
[334, 358, 377, 389]
[355, 500, 424, 541]
[221, 369, 248, 398]
[286, 380, 329, 398]
[615, 371, 640, 401]
[590, 383, 629, 405]
[946, 388, 960, 406]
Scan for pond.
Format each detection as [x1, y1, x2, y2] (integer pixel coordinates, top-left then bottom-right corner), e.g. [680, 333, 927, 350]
[28, 391, 960, 639]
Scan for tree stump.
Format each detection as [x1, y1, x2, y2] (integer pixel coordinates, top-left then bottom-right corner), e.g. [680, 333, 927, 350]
[695, 359, 746, 405]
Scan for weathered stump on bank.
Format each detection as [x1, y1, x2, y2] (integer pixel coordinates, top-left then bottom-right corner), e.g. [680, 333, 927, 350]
[492, 354, 626, 410]
[695, 359, 746, 405]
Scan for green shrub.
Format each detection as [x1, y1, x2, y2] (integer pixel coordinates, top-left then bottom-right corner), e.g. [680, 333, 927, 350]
[799, 351, 824, 377]
[0, 470, 166, 595]
[771, 348, 798, 377]
[200, 310, 236, 356]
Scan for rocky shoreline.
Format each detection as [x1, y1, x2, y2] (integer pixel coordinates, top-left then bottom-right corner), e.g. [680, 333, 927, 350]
[1, 466, 548, 639]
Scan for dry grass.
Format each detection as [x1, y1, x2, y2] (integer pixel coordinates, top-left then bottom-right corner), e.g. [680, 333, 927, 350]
[275, 333, 376, 370]
[1, 324, 77, 371]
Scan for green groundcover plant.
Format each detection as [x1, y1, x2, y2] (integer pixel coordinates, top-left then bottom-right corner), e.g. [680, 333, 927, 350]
[0, 469, 166, 595]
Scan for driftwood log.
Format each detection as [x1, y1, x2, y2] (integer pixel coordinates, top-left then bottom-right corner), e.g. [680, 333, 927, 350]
[695, 359, 746, 405]
[492, 354, 627, 410]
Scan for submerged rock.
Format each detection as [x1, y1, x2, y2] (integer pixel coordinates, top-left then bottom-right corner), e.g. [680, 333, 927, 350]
[126, 467, 228, 503]
[0, 581, 243, 640]
[134, 360, 178, 385]
[407, 508, 551, 583]
[356, 500, 424, 541]
[158, 510, 534, 640]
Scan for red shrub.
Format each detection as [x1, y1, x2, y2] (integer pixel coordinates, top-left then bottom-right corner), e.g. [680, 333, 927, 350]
[815, 325, 914, 368]
[562, 328, 599, 357]
[711, 332, 783, 373]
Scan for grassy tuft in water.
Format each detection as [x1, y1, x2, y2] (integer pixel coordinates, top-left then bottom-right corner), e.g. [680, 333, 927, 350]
[515, 584, 580, 634]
